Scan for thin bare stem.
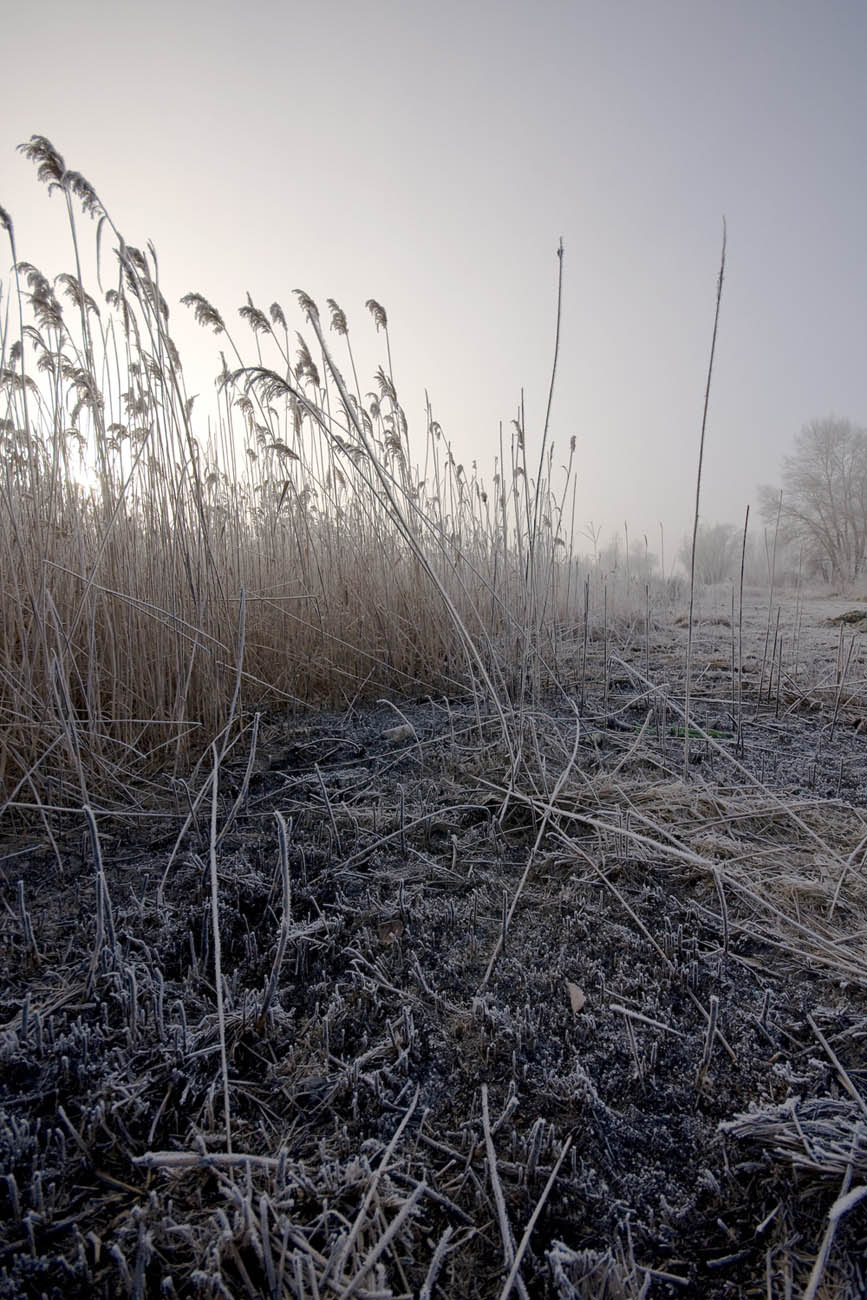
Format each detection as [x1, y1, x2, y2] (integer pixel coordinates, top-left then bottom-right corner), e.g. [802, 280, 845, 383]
[209, 742, 232, 1153]
[684, 221, 727, 779]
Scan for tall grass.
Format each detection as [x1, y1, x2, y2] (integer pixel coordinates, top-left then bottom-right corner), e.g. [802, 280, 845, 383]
[2, 136, 647, 814]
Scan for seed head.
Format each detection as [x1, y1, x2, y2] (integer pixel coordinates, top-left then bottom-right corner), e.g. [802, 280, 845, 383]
[365, 298, 388, 331]
[181, 293, 225, 334]
[326, 299, 348, 335]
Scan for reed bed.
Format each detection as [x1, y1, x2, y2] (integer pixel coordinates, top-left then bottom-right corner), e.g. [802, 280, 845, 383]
[0, 136, 664, 817]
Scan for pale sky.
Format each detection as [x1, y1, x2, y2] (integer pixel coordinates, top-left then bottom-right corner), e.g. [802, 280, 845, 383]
[2, 0, 866, 562]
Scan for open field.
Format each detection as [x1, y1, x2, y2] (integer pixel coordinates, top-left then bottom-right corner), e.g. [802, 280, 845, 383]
[2, 142, 867, 1297]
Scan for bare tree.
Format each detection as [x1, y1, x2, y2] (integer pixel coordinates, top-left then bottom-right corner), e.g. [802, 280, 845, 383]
[759, 417, 867, 584]
[677, 522, 740, 584]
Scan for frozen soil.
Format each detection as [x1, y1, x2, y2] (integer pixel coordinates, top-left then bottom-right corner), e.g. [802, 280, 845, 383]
[1, 590, 867, 1298]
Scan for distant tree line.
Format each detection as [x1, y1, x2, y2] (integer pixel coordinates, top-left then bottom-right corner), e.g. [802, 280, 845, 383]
[675, 417, 867, 589]
[577, 417, 866, 589]
[759, 417, 867, 585]
[585, 522, 791, 590]
[674, 522, 799, 588]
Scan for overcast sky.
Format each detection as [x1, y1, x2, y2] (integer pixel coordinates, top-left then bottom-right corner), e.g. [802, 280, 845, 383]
[2, 0, 866, 561]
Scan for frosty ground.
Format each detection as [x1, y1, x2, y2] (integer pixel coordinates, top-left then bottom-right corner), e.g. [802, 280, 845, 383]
[2, 591, 866, 1299]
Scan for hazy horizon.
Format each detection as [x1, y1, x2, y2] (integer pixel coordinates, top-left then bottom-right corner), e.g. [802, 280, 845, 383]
[3, 0, 866, 564]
